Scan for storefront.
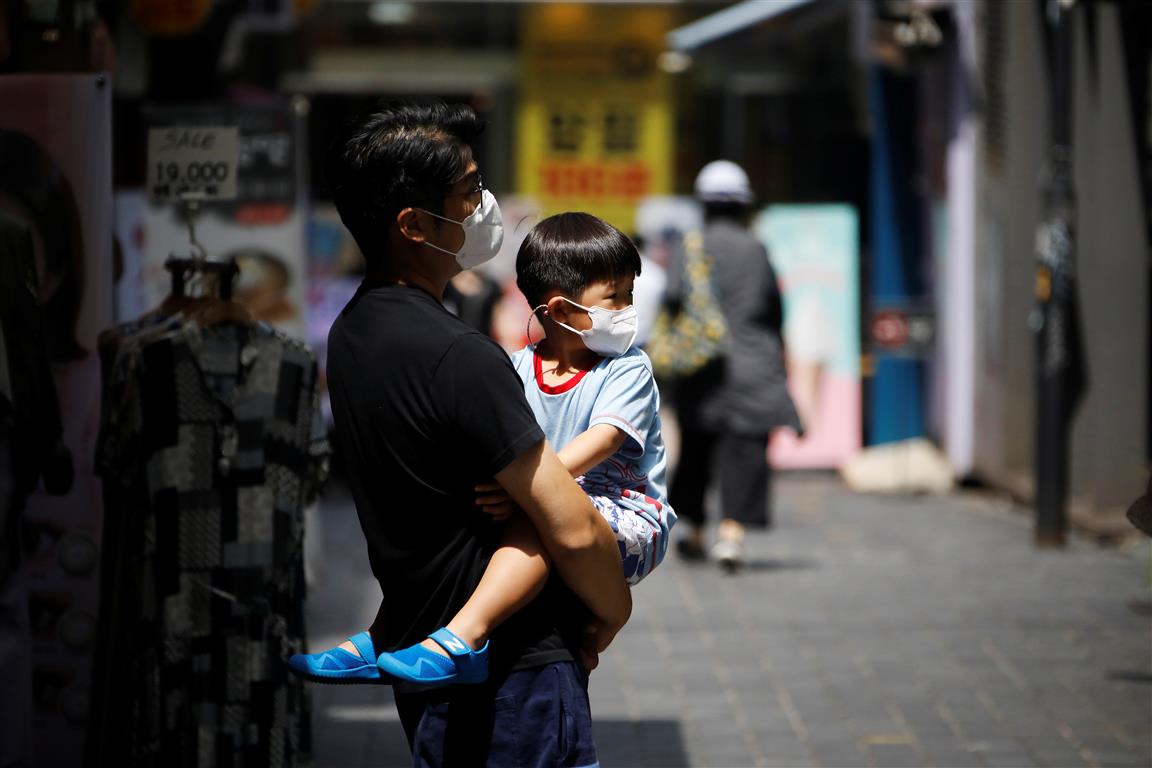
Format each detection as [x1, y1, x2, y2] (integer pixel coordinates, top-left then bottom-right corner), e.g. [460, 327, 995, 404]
[1, 2, 1148, 765]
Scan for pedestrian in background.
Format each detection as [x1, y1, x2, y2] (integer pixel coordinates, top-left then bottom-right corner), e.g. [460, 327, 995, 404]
[669, 160, 801, 571]
[628, 232, 668, 348]
[443, 268, 504, 337]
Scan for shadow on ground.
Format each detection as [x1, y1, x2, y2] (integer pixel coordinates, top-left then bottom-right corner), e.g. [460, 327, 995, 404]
[310, 713, 690, 767]
[678, 555, 822, 574]
[310, 717, 409, 767]
[594, 719, 690, 767]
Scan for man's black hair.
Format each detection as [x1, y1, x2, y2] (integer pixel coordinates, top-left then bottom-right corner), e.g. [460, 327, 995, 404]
[325, 99, 484, 268]
[516, 212, 642, 309]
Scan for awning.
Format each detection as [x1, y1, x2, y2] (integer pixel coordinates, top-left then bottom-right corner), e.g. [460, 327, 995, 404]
[666, 0, 820, 52]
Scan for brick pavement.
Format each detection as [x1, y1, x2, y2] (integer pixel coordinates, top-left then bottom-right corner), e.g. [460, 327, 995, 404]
[302, 474, 1152, 768]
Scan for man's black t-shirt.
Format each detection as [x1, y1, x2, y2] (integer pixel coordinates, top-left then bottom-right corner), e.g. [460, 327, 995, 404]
[327, 283, 584, 674]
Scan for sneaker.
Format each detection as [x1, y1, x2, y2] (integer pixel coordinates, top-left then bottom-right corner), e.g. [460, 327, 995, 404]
[376, 627, 489, 688]
[711, 537, 744, 573]
[287, 632, 391, 685]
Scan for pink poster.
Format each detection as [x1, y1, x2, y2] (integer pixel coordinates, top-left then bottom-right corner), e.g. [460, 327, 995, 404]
[756, 205, 863, 469]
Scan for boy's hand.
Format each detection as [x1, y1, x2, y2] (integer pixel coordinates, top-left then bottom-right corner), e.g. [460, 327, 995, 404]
[475, 481, 518, 520]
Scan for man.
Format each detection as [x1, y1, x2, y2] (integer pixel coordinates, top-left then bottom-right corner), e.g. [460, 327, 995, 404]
[323, 100, 630, 765]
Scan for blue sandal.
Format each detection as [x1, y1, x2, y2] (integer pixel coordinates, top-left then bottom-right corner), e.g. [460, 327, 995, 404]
[376, 627, 489, 687]
[287, 631, 391, 685]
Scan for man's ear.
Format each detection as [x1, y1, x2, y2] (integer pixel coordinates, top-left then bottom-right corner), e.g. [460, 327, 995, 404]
[396, 207, 427, 243]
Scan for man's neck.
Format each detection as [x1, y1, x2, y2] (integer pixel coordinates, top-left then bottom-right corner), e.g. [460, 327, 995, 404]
[366, 244, 454, 301]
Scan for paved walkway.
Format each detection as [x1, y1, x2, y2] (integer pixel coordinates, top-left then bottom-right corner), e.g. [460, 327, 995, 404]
[302, 475, 1152, 768]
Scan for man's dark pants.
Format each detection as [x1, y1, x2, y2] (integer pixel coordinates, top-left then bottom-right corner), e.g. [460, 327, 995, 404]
[396, 660, 599, 768]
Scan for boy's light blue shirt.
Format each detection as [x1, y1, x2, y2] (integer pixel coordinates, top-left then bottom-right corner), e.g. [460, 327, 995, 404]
[509, 345, 671, 510]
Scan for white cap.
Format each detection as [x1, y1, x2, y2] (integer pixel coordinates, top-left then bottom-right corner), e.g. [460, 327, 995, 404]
[694, 160, 753, 204]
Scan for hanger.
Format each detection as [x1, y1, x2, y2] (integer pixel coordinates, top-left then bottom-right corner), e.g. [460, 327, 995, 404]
[188, 259, 254, 326]
[147, 199, 252, 326]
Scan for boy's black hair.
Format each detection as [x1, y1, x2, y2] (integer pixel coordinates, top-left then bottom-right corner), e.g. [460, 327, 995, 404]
[516, 212, 642, 309]
[325, 99, 484, 269]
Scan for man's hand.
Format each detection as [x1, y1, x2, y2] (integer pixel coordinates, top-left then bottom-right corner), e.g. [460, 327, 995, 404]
[579, 617, 622, 673]
[580, 629, 600, 672]
[475, 481, 517, 520]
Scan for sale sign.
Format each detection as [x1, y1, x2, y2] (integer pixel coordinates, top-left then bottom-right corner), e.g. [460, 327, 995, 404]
[147, 126, 239, 202]
[129, 104, 307, 339]
[516, 4, 675, 232]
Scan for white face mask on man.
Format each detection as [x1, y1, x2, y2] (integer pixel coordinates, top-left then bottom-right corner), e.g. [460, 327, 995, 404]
[546, 297, 638, 358]
[420, 189, 504, 270]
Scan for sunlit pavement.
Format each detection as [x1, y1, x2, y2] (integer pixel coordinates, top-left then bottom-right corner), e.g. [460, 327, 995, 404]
[302, 474, 1152, 768]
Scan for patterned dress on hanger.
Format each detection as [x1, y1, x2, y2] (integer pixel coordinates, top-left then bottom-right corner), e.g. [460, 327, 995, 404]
[94, 319, 328, 768]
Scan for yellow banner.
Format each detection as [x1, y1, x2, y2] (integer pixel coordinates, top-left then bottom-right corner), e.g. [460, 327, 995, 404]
[517, 4, 674, 233]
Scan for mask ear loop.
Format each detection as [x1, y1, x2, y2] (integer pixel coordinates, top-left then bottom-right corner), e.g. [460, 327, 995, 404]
[526, 304, 548, 347]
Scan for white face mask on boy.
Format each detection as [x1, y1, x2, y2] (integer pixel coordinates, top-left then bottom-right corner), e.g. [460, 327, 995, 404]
[420, 189, 504, 270]
[548, 297, 638, 358]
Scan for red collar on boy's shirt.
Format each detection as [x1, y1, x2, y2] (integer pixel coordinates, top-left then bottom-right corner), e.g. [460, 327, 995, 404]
[533, 348, 593, 395]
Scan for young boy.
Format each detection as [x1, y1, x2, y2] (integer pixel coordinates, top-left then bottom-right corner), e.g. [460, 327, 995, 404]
[291, 212, 673, 686]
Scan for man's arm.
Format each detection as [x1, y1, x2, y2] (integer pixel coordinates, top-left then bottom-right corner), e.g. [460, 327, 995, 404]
[495, 438, 632, 645]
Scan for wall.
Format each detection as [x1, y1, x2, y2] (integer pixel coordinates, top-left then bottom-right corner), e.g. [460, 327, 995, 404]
[974, 0, 1150, 520]
[973, 0, 1045, 495]
[1068, 4, 1150, 516]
